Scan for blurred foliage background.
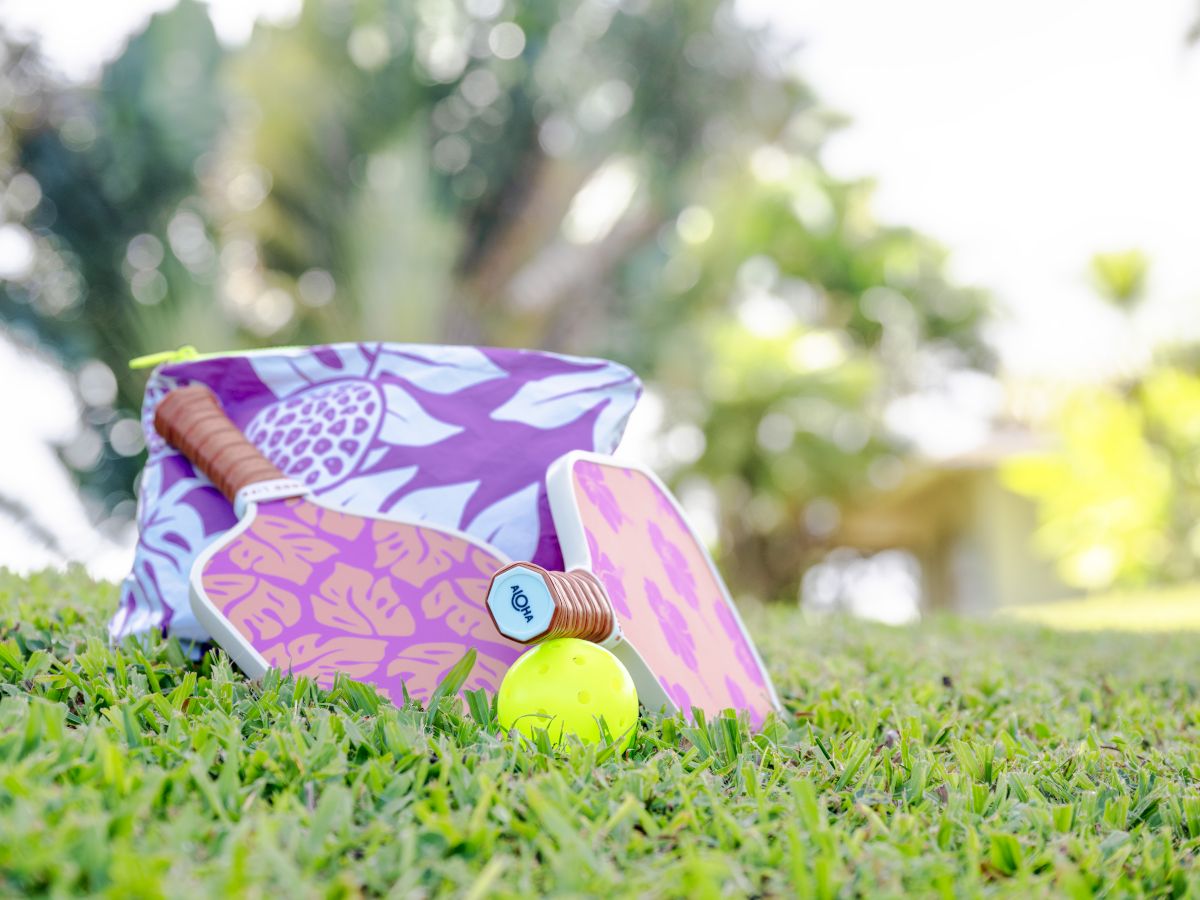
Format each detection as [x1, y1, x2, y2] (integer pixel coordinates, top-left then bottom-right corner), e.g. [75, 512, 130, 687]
[0, 0, 1195, 612]
[1003, 263, 1200, 592]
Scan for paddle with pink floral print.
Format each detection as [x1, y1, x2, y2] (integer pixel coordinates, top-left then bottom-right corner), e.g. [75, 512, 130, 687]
[155, 384, 525, 705]
[485, 451, 781, 727]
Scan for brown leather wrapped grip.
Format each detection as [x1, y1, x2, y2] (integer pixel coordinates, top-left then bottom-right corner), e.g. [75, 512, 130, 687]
[154, 385, 286, 502]
[488, 562, 616, 644]
[541, 568, 617, 643]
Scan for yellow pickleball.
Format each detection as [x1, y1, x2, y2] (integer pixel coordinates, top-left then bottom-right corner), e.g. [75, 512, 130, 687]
[497, 638, 639, 751]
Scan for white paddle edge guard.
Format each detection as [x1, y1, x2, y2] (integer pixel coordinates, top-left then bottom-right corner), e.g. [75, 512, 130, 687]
[233, 478, 307, 518]
[596, 606, 623, 648]
[187, 494, 513, 686]
[545, 449, 783, 718]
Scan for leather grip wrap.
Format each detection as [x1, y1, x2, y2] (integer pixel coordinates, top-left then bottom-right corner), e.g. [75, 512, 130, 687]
[488, 562, 616, 644]
[541, 569, 617, 643]
[154, 385, 285, 502]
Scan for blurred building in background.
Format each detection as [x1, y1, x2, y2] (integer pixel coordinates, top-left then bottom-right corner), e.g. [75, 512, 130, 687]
[837, 430, 1070, 615]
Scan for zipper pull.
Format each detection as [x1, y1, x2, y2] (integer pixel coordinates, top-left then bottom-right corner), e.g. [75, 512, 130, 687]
[128, 345, 200, 370]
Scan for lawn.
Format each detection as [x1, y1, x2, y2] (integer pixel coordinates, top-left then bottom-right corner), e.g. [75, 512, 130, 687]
[2, 569, 1198, 898]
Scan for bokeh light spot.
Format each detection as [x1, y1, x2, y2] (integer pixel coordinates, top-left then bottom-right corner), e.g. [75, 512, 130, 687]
[131, 269, 167, 305]
[77, 360, 117, 407]
[108, 418, 146, 457]
[676, 206, 714, 245]
[488, 22, 525, 60]
[433, 135, 472, 174]
[297, 269, 335, 307]
[347, 26, 390, 71]
[0, 224, 36, 280]
[461, 68, 500, 107]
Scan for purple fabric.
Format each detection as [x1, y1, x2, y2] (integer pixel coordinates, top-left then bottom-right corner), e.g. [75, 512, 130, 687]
[111, 342, 640, 644]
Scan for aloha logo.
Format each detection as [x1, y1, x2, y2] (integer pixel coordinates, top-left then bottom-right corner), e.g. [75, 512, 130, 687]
[510, 584, 533, 623]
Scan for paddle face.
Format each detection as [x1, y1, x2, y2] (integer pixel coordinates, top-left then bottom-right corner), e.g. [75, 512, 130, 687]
[548, 452, 780, 726]
[192, 495, 524, 704]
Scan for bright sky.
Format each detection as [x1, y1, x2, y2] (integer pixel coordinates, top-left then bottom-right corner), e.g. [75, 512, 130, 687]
[0, 0, 300, 68]
[747, 0, 1200, 381]
[2, 0, 1200, 579]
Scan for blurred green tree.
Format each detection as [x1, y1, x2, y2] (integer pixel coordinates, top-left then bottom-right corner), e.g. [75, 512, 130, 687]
[1004, 362, 1200, 590]
[2, 0, 989, 600]
[1089, 248, 1149, 309]
[1004, 253, 1200, 590]
[1, 1, 228, 511]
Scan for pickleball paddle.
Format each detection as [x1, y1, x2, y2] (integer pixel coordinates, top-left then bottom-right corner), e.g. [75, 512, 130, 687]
[487, 450, 780, 726]
[155, 384, 525, 704]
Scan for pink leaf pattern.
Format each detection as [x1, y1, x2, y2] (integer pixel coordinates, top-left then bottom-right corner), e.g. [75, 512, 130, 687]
[570, 460, 774, 725]
[360, 575, 418, 637]
[386, 643, 512, 697]
[372, 522, 465, 586]
[648, 521, 699, 610]
[293, 500, 366, 541]
[421, 579, 495, 637]
[658, 677, 694, 716]
[586, 530, 631, 618]
[725, 676, 748, 713]
[311, 563, 376, 634]
[714, 601, 766, 688]
[204, 573, 256, 608]
[253, 514, 339, 565]
[201, 497, 523, 703]
[577, 462, 625, 531]
[225, 579, 301, 642]
[309, 562, 417, 638]
[260, 632, 387, 684]
[227, 513, 338, 584]
[645, 578, 698, 671]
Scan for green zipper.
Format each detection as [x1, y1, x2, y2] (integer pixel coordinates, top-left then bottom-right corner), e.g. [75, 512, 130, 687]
[129, 344, 306, 370]
[128, 346, 201, 369]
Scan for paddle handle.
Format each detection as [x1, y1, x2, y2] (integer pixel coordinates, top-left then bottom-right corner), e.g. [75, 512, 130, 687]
[486, 563, 618, 645]
[155, 385, 285, 502]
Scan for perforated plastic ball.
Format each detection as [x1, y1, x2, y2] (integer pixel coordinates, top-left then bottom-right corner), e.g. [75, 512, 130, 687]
[497, 638, 638, 751]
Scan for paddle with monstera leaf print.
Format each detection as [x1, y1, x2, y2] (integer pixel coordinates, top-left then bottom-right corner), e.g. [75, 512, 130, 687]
[155, 384, 525, 705]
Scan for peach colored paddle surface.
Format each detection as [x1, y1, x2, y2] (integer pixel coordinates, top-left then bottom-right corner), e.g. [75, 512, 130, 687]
[155, 384, 523, 704]
[546, 451, 781, 726]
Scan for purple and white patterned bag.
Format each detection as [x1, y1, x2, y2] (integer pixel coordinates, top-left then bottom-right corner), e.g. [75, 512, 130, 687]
[111, 342, 641, 644]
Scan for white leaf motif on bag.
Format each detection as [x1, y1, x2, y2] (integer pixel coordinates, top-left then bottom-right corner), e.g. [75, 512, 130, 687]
[379, 383, 463, 446]
[317, 465, 419, 512]
[248, 345, 372, 396]
[388, 481, 480, 529]
[489, 366, 639, 448]
[119, 464, 218, 643]
[369, 345, 506, 394]
[465, 482, 540, 561]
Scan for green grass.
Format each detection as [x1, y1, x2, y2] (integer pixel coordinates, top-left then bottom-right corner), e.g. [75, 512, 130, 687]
[1003, 581, 1200, 632]
[2, 569, 1200, 898]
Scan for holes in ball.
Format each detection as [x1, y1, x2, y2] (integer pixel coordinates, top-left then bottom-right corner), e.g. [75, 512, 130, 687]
[538, 663, 549, 675]
[573, 656, 585, 666]
[577, 690, 590, 704]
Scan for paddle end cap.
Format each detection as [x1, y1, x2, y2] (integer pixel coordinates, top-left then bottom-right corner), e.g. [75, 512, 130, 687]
[487, 564, 555, 643]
